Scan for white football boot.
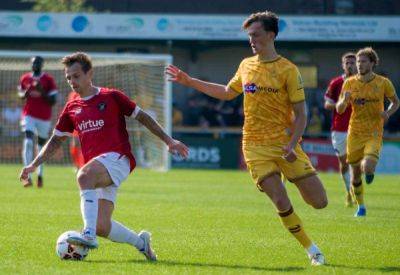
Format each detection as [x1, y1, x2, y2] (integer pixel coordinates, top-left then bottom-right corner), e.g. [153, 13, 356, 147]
[138, 231, 157, 261]
[309, 252, 325, 266]
[67, 229, 98, 249]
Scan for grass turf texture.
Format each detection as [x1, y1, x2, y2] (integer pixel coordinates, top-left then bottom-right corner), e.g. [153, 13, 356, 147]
[0, 164, 399, 274]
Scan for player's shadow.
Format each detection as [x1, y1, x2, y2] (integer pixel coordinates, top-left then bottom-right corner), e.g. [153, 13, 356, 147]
[86, 259, 304, 272]
[128, 259, 305, 272]
[327, 264, 400, 273]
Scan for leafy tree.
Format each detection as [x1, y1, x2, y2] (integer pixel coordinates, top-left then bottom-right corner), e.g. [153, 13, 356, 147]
[23, 0, 95, 12]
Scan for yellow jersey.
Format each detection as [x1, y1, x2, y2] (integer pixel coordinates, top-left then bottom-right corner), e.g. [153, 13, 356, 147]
[341, 73, 395, 137]
[227, 55, 305, 145]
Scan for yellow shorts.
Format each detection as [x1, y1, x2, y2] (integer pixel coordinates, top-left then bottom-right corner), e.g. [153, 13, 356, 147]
[347, 134, 382, 165]
[243, 142, 317, 190]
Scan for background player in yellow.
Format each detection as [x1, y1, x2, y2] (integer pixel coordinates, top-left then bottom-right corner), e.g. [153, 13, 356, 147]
[336, 47, 399, 217]
[166, 11, 328, 266]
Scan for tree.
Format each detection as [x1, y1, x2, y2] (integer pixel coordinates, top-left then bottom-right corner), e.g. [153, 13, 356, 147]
[23, 0, 95, 12]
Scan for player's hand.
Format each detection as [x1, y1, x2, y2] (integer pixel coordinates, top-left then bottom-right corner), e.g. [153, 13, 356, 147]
[19, 165, 37, 185]
[165, 65, 192, 86]
[282, 143, 297, 163]
[381, 111, 390, 124]
[167, 139, 189, 159]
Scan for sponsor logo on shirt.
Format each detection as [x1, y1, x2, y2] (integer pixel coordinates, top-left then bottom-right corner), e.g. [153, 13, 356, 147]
[353, 98, 379, 105]
[77, 119, 105, 133]
[244, 82, 279, 94]
[98, 102, 107, 111]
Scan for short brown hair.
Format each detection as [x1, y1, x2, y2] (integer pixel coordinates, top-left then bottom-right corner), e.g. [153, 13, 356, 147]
[357, 47, 379, 66]
[342, 52, 356, 61]
[61, 52, 92, 73]
[242, 11, 279, 37]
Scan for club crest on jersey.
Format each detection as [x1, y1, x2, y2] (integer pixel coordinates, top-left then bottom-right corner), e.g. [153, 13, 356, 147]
[98, 102, 107, 111]
[244, 83, 257, 94]
[74, 107, 82, 114]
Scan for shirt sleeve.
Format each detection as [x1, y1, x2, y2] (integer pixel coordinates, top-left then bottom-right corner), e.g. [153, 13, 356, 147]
[338, 79, 351, 102]
[54, 104, 74, 136]
[384, 78, 396, 98]
[227, 61, 244, 94]
[324, 79, 337, 103]
[287, 66, 305, 103]
[112, 90, 137, 116]
[18, 75, 27, 91]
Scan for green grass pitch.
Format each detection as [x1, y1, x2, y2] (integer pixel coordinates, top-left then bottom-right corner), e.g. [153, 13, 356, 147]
[0, 164, 399, 274]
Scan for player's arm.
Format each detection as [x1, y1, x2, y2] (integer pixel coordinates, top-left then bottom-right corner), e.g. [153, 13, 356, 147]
[324, 81, 336, 111]
[336, 80, 351, 114]
[19, 134, 67, 182]
[43, 92, 57, 106]
[336, 91, 351, 114]
[17, 77, 29, 99]
[135, 109, 189, 158]
[283, 101, 307, 161]
[283, 67, 307, 161]
[17, 85, 28, 99]
[382, 94, 400, 123]
[165, 65, 239, 101]
[324, 99, 336, 111]
[381, 79, 400, 123]
[324, 87, 336, 111]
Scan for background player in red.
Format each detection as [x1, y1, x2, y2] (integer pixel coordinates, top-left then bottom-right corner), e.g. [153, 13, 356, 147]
[19, 52, 189, 260]
[67, 91, 84, 170]
[324, 52, 356, 206]
[18, 56, 58, 187]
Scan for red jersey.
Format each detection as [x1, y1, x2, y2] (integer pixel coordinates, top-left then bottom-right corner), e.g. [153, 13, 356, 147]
[324, 75, 352, 132]
[67, 91, 81, 138]
[19, 72, 58, 120]
[55, 88, 137, 170]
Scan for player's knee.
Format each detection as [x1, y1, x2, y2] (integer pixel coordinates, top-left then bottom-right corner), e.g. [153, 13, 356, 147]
[76, 170, 94, 189]
[25, 131, 34, 139]
[312, 197, 328, 209]
[350, 167, 361, 181]
[363, 161, 376, 174]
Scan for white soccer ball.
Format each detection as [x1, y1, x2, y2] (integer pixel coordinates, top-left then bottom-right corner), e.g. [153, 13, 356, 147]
[56, 231, 89, 260]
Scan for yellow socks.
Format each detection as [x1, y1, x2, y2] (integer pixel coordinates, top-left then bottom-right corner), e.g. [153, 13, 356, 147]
[351, 181, 364, 205]
[278, 206, 312, 249]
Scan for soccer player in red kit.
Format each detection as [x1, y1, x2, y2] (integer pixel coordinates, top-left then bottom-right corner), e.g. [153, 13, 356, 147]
[18, 56, 58, 187]
[324, 52, 356, 206]
[19, 52, 189, 260]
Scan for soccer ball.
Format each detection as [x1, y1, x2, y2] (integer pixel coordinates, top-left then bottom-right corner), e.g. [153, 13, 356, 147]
[56, 231, 89, 260]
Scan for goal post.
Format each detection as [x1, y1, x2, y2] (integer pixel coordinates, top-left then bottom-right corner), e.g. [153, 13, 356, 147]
[0, 50, 172, 171]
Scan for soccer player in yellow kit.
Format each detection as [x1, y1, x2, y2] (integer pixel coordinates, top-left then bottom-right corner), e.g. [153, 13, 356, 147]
[337, 47, 399, 217]
[166, 11, 327, 266]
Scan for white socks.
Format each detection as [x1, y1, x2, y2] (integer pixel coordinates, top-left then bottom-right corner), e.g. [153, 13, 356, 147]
[107, 220, 144, 250]
[23, 138, 33, 168]
[37, 144, 44, 176]
[79, 190, 144, 251]
[342, 169, 351, 192]
[80, 190, 98, 236]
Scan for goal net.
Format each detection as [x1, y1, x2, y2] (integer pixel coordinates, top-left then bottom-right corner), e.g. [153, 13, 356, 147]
[0, 50, 172, 171]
